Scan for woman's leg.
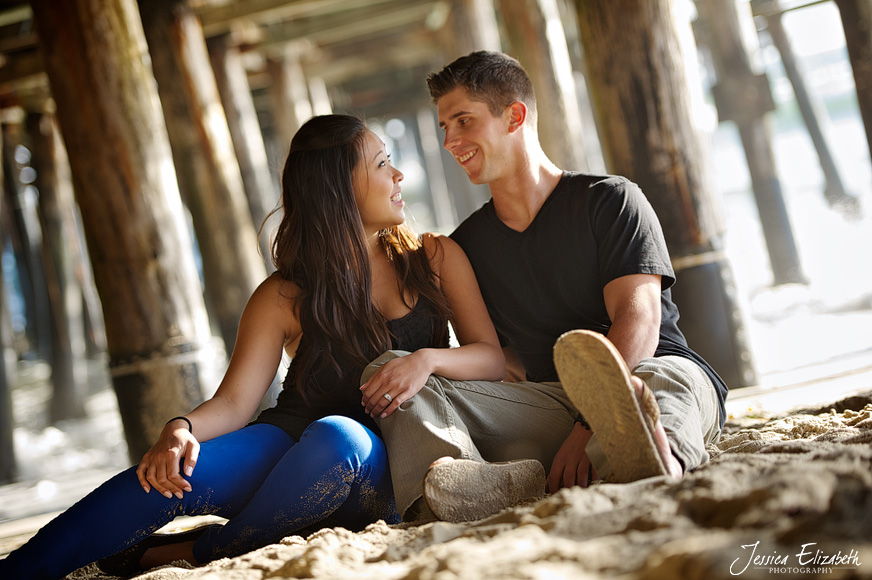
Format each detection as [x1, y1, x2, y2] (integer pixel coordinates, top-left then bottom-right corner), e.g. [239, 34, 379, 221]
[193, 416, 399, 563]
[0, 423, 292, 580]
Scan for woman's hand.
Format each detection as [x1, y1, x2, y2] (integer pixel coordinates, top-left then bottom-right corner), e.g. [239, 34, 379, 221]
[360, 350, 433, 418]
[135, 419, 200, 499]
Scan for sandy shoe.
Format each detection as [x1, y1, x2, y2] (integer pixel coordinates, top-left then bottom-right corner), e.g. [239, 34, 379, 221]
[404, 497, 439, 525]
[423, 457, 545, 523]
[96, 522, 218, 577]
[553, 329, 668, 483]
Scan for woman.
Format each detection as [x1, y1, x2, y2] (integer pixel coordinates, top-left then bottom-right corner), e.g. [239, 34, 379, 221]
[0, 114, 504, 579]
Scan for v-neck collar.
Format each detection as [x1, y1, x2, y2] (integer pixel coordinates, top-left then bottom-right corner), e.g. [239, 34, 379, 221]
[486, 172, 569, 236]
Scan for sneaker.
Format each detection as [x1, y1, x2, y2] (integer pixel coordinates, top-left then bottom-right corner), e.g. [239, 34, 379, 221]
[423, 457, 545, 523]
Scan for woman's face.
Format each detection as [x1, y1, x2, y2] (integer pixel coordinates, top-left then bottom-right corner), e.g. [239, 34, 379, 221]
[352, 130, 405, 235]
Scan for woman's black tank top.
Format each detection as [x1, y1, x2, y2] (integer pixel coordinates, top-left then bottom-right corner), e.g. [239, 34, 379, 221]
[252, 297, 446, 440]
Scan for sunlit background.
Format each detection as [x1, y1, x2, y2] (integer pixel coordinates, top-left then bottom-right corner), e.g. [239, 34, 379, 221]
[1, 0, 871, 525]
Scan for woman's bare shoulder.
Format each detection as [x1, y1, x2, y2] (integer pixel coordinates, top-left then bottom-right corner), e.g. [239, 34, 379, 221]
[254, 272, 301, 301]
[246, 273, 302, 335]
[421, 232, 467, 270]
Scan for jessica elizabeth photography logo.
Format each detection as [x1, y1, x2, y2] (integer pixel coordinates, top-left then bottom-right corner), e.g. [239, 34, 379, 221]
[730, 541, 862, 576]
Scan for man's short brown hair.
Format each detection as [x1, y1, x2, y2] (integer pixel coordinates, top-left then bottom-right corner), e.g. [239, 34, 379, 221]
[427, 51, 537, 120]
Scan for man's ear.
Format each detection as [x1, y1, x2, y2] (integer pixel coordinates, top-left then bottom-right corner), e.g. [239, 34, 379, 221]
[506, 101, 527, 133]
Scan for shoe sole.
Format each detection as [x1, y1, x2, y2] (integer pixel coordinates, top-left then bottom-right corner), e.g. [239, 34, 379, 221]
[96, 522, 218, 576]
[553, 329, 667, 483]
[423, 458, 545, 523]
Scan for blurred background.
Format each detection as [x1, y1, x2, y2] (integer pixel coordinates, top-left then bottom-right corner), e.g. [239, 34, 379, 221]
[0, 0, 870, 530]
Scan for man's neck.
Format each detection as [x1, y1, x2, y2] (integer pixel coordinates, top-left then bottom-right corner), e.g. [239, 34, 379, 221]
[490, 157, 563, 233]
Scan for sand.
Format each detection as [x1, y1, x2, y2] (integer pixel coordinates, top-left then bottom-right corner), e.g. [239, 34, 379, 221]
[65, 391, 872, 580]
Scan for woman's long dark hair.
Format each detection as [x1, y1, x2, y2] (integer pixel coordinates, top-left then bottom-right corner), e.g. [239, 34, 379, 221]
[269, 114, 451, 400]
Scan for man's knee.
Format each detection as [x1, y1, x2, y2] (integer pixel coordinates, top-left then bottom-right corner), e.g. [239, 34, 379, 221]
[373, 377, 451, 441]
[633, 357, 714, 413]
[360, 350, 412, 385]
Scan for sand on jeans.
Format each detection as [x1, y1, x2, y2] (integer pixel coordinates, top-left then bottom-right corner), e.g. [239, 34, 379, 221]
[63, 391, 872, 580]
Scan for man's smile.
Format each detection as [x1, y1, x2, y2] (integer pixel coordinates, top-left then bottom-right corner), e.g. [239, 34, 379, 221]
[455, 149, 477, 164]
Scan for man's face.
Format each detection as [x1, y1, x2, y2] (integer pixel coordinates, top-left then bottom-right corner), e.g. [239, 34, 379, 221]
[437, 88, 510, 185]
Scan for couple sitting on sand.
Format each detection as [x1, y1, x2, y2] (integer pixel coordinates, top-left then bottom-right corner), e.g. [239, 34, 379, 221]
[0, 51, 726, 580]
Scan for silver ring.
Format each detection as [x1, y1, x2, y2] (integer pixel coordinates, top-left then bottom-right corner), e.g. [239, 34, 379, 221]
[383, 393, 393, 402]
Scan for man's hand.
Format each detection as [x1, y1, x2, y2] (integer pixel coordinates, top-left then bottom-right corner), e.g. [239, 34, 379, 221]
[547, 422, 597, 492]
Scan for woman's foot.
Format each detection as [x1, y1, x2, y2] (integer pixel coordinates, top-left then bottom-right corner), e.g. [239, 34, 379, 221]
[139, 539, 198, 569]
[96, 523, 214, 576]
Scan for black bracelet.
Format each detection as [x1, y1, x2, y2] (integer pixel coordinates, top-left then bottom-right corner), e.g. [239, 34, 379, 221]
[574, 412, 590, 430]
[166, 415, 192, 434]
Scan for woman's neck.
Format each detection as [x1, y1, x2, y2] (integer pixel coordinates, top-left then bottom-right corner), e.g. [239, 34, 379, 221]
[368, 235, 413, 320]
[364, 231, 383, 258]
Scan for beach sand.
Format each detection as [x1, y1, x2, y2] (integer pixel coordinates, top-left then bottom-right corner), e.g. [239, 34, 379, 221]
[59, 390, 872, 580]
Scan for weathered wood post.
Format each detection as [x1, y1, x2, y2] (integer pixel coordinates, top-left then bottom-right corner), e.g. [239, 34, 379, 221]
[0, 275, 15, 484]
[30, 0, 213, 460]
[48, 117, 107, 362]
[25, 109, 87, 422]
[44, 115, 101, 366]
[2, 121, 50, 360]
[416, 106, 458, 230]
[138, 0, 266, 354]
[445, 0, 501, 58]
[52, 119, 108, 363]
[834, 0, 872, 169]
[498, 0, 589, 171]
[207, 33, 278, 268]
[432, 0, 499, 222]
[753, 0, 859, 213]
[266, 45, 313, 151]
[0, 134, 17, 484]
[696, 0, 806, 286]
[575, 0, 757, 387]
[307, 76, 333, 117]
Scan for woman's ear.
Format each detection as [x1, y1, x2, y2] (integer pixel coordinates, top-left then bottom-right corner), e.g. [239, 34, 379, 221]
[506, 101, 527, 133]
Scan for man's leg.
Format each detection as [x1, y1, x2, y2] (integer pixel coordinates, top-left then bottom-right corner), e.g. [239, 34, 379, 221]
[633, 355, 721, 472]
[554, 330, 721, 483]
[366, 351, 576, 519]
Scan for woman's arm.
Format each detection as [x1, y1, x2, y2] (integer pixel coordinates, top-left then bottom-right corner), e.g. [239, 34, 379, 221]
[361, 234, 504, 418]
[137, 274, 301, 498]
[185, 276, 300, 439]
[420, 233, 505, 379]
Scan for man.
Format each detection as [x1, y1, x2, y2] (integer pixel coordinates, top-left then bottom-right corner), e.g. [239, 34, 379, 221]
[361, 51, 727, 523]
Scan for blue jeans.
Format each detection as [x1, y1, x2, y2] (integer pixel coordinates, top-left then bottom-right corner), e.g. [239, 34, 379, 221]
[0, 416, 399, 580]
